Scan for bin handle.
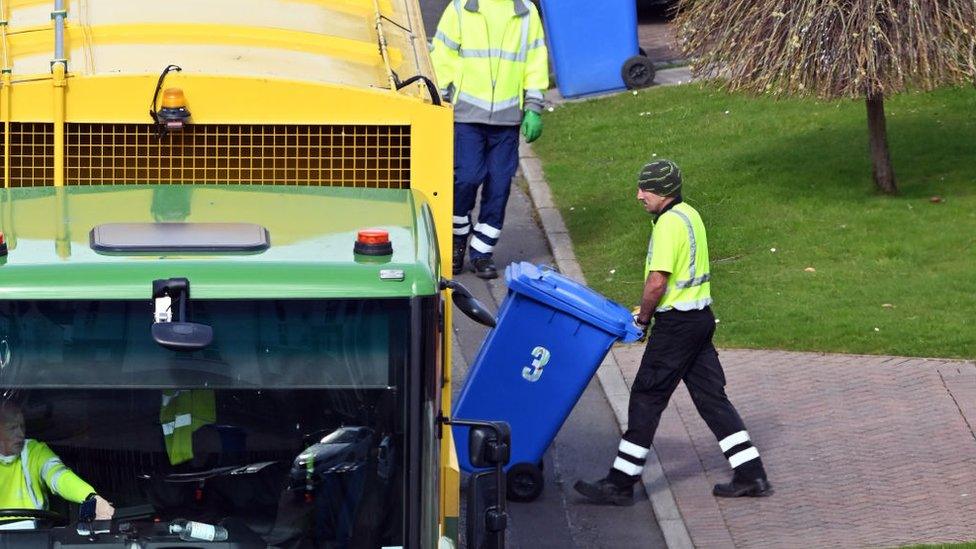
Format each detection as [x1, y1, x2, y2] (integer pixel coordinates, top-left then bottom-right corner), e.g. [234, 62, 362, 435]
[538, 264, 560, 274]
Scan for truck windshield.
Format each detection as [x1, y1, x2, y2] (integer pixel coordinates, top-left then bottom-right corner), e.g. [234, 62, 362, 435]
[0, 299, 407, 548]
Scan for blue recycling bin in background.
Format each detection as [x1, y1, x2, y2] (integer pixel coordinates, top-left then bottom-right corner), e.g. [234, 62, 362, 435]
[452, 262, 641, 502]
[539, 0, 654, 97]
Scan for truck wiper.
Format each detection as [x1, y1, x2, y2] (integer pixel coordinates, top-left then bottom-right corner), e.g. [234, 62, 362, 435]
[159, 460, 278, 483]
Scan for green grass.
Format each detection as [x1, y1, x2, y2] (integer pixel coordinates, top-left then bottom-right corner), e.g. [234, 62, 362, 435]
[532, 84, 976, 359]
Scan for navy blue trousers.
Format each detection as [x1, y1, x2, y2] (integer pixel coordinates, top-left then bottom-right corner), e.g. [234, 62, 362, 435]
[453, 122, 520, 259]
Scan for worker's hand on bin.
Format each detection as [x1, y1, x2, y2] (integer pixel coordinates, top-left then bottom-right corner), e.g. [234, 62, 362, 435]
[632, 314, 649, 343]
[521, 111, 543, 143]
[94, 495, 115, 520]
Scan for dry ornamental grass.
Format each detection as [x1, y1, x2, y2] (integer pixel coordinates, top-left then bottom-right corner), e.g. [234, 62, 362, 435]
[675, 0, 976, 100]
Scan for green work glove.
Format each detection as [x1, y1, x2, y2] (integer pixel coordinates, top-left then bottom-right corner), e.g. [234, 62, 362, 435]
[521, 111, 543, 143]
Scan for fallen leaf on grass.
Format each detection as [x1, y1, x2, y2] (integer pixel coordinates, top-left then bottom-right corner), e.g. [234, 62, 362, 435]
[804, 267, 816, 272]
[930, 196, 944, 203]
[882, 303, 894, 309]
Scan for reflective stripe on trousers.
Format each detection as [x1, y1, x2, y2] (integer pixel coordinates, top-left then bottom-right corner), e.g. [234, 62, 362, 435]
[453, 123, 520, 258]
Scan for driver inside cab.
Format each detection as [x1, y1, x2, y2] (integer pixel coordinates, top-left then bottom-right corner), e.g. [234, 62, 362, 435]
[0, 400, 115, 528]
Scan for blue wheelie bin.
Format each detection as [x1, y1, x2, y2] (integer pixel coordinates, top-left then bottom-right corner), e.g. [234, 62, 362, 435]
[452, 262, 642, 501]
[539, 0, 654, 97]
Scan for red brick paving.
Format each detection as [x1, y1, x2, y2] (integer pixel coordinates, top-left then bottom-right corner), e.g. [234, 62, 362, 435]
[611, 346, 976, 548]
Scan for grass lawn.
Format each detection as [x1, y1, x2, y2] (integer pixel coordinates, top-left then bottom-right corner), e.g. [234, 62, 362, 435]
[532, 84, 976, 359]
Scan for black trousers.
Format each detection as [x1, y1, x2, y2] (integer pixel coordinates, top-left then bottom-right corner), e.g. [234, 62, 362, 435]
[609, 307, 765, 485]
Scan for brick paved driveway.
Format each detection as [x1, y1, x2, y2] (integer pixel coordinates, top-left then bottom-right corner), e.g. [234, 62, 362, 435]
[611, 346, 976, 548]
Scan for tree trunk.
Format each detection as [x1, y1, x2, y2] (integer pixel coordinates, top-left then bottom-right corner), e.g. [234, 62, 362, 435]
[866, 94, 897, 194]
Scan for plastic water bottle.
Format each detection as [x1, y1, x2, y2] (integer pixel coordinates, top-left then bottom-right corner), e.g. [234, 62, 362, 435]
[168, 519, 229, 542]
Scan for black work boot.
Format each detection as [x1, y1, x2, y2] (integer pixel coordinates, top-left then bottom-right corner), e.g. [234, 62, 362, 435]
[452, 238, 467, 275]
[713, 476, 773, 498]
[573, 478, 634, 506]
[472, 256, 498, 280]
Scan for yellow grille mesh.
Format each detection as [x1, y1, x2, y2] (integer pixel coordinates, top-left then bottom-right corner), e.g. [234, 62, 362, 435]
[3, 123, 411, 188]
[1, 123, 56, 187]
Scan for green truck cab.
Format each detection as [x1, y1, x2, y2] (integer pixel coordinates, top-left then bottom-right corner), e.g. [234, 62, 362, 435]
[0, 184, 449, 547]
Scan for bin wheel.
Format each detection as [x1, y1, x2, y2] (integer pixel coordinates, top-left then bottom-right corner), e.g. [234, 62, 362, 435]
[622, 55, 656, 90]
[507, 462, 544, 502]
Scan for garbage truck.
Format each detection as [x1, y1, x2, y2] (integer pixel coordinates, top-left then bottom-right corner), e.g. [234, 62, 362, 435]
[0, 1, 502, 547]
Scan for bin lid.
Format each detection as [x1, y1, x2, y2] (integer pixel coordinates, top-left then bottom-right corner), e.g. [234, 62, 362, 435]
[505, 262, 643, 343]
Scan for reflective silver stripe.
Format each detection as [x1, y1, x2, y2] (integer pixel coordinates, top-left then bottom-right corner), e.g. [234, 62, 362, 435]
[656, 297, 713, 313]
[174, 413, 192, 429]
[729, 447, 760, 468]
[670, 209, 700, 282]
[453, 215, 469, 224]
[459, 94, 521, 110]
[612, 456, 643, 476]
[460, 48, 521, 62]
[470, 236, 493, 253]
[473, 223, 501, 239]
[21, 441, 41, 509]
[619, 439, 649, 460]
[525, 89, 544, 101]
[454, 95, 523, 125]
[516, 13, 530, 62]
[453, 226, 470, 235]
[674, 274, 711, 289]
[646, 232, 654, 275]
[719, 431, 750, 452]
[434, 30, 460, 52]
[48, 468, 67, 493]
[162, 413, 192, 436]
[527, 38, 546, 50]
[40, 457, 62, 481]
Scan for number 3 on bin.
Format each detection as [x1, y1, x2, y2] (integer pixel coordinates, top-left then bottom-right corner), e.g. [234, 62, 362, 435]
[522, 346, 551, 382]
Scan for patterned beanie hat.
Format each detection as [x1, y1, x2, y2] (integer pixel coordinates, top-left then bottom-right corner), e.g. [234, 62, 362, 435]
[637, 159, 682, 197]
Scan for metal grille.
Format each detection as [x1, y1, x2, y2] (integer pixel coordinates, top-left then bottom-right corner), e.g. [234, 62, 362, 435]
[3, 123, 411, 188]
[2, 123, 56, 187]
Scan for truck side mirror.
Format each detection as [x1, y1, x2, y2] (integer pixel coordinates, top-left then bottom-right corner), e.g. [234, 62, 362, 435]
[444, 418, 511, 549]
[469, 422, 511, 468]
[440, 278, 497, 328]
[466, 470, 507, 549]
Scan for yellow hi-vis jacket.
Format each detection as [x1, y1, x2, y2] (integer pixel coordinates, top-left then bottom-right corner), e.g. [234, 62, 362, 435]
[0, 440, 95, 512]
[160, 389, 216, 466]
[644, 202, 714, 312]
[431, 0, 549, 126]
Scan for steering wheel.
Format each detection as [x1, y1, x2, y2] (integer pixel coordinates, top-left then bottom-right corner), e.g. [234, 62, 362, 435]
[0, 508, 67, 527]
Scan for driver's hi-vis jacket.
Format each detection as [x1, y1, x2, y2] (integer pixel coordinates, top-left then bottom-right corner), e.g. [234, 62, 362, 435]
[0, 439, 95, 512]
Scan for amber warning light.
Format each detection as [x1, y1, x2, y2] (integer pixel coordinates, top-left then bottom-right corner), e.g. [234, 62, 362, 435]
[354, 229, 393, 256]
[157, 87, 191, 132]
